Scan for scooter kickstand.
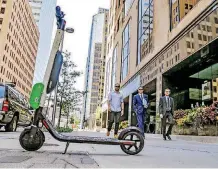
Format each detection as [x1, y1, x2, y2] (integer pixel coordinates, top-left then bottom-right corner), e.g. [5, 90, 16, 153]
[63, 142, 70, 154]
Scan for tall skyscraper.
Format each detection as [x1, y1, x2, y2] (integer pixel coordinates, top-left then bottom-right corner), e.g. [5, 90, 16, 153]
[0, 0, 39, 98]
[83, 8, 109, 129]
[29, 0, 57, 84]
[29, 0, 43, 25]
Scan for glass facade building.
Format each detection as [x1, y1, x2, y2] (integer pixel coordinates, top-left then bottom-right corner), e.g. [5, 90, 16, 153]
[84, 8, 109, 120]
[29, 0, 57, 84]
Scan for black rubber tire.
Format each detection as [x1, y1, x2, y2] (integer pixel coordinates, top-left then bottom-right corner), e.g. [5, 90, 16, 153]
[120, 131, 144, 155]
[19, 129, 45, 151]
[5, 116, 18, 132]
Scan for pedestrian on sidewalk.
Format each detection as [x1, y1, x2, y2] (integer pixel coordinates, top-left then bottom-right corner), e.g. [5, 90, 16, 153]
[133, 86, 149, 138]
[106, 83, 124, 138]
[159, 88, 175, 141]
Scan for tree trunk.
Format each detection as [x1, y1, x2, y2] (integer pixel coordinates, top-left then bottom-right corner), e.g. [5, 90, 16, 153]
[66, 106, 69, 127]
[57, 94, 63, 128]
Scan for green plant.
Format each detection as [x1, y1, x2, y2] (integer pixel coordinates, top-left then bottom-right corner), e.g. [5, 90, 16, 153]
[119, 120, 128, 129]
[174, 102, 217, 127]
[56, 127, 73, 133]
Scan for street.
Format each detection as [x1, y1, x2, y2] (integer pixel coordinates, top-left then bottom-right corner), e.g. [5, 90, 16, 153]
[0, 130, 217, 168]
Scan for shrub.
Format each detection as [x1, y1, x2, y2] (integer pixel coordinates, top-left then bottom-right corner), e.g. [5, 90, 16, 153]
[119, 120, 128, 129]
[174, 102, 218, 126]
[56, 127, 73, 133]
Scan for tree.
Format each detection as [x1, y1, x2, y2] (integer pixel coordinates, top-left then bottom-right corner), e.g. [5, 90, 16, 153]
[62, 90, 83, 127]
[95, 107, 102, 127]
[56, 50, 82, 128]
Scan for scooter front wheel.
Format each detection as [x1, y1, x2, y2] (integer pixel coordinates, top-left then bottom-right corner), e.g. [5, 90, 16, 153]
[19, 129, 45, 151]
[120, 131, 144, 155]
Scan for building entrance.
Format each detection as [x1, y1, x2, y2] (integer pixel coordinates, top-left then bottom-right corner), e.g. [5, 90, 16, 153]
[163, 39, 218, 110]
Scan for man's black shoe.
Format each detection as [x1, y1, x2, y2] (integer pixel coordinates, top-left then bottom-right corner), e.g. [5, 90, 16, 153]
[166, 134, 172, 140]
[163, 135, 166, 141]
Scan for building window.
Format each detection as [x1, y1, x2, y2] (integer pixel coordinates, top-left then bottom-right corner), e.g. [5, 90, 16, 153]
[0, 18, 3, 24]
[2, 0, 6, 4]
[0, 8, 5, 14]
[176, 15, 179, 21]
[203, 35, 207, 41]
[186, 41, 191, 48]
[137, 0, 153, 64]
[185, 4, 188, 10]
[111, 45, 117, 90]
[124, 0, 134, 16]
[191, 32, 194, 38]
[104, 58, 111, 98]
[198, 34, 202, 40]
[121, 23, 130, 81]
[215, 18, 218, 24]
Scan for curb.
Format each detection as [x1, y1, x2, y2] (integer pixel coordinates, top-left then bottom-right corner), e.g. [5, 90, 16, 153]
[78, 129, 218, 144]
[146, 134, 218, 144]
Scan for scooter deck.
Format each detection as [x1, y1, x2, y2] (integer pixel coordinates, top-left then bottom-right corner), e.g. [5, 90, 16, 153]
[42, 119, 135, 146]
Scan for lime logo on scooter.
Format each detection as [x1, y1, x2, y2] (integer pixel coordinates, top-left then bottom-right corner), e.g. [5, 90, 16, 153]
[29, 83, 44, 109]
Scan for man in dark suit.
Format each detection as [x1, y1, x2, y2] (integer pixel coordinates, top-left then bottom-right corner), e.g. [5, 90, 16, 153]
[159, 88, 175, 140]
[133, 86, 149, 138]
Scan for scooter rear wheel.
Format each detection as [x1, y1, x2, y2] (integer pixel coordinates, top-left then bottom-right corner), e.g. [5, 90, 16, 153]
[120, 131, 144, 155]
[19, 129, 45, 151]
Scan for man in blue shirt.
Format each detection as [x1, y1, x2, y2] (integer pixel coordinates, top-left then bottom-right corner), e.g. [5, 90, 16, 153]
[107, 83, 124, 138]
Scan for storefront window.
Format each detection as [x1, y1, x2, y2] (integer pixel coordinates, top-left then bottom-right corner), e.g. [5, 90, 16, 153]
[189, 63, 218, 107]
[162, 6, 218, 110]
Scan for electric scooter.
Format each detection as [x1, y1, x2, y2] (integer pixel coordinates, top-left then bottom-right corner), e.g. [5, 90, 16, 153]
[19, 6, 144, 155]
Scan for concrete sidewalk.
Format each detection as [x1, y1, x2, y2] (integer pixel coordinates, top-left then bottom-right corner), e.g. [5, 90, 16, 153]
[91, 128, 218, 144]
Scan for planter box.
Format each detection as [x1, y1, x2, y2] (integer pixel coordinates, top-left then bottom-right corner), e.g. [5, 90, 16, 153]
[173, 125, 217, 136]
[173, 125, 197, 135]
[197, 125, 217, 136]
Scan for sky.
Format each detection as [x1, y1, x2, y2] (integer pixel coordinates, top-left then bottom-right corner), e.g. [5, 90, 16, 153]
[54, 0, 110, 92]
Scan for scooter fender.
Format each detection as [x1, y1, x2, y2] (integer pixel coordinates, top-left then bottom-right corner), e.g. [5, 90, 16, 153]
[118, 126, 142, 140]
[23, 126, 45, 142]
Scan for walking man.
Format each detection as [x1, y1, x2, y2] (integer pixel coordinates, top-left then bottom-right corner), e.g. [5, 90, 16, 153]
[107, 83, 124, 138]
[133, 86, 149, 138]
[159, 88, 175, 140]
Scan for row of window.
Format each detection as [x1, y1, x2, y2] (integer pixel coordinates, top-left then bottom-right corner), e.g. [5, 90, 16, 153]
[12, 1, 39, 53]
[0, 67, 31, 96]
[5, 43, 33, 81]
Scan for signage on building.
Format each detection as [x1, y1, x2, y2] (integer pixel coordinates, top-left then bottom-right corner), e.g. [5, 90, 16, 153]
[120, 75, 140, 98]
[202, 81, 211, 101]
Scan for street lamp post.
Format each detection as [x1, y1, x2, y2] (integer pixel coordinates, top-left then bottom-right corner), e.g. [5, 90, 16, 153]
[51, 8, 75, 126]
[78, 91, 88, 129]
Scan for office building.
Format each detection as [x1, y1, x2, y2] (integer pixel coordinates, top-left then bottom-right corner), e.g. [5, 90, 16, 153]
[102, 0, 218, 133]
[29, 0, 42, 25]
[0, 0, 39, 98]
[83, 8, 109, 129]
[172, 0, 199, 28]
[29, 0, 57, 84]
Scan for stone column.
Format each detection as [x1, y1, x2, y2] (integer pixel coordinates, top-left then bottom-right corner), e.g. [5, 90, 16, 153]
[155, 75, 163, 134]
[128, 94, 132, 126]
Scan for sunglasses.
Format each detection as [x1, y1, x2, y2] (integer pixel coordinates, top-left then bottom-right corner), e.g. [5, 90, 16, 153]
[115, 86, 120, 88]
[139, 89, 143, 90]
